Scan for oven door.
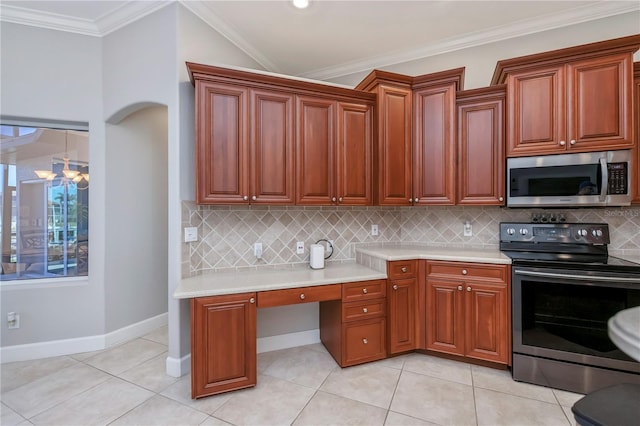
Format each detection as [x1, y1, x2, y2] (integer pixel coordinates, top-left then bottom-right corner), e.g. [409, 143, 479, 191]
[512, 266, 640, 373]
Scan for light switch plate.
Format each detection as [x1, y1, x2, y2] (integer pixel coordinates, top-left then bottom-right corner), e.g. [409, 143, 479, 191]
[371, 224, 378, 236]
[184, 227, 198, 242]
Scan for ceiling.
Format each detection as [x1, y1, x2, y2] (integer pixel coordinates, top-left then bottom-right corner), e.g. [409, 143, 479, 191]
[0, 1, 638, 80]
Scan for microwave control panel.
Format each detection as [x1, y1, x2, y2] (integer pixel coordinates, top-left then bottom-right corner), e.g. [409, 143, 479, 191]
[608, 163, 628, 195]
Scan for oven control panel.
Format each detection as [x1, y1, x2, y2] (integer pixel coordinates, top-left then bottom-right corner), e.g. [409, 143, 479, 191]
[500, 222, 610, 244]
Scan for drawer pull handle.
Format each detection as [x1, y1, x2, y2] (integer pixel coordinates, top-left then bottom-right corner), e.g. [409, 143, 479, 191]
[362, 288, 368, 294]
[300, 294, 305, 300]
[457, 285, 462, 291]
[462, 269, 468, 275]
[363, 307, 368, 313]
[467, 286, 471, 292]
[393, 284, 398, 290]
[249, 297, 255, 304]
[362, 338, 368, 344]
[401, 267, 407, 273]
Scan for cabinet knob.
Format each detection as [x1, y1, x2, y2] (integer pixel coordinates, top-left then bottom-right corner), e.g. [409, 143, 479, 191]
[243, 195, 249, 201]
[467, 286, 471, 292]
[499, 196, 504, 202]
[462, 269, 468, 275]
[362, 288, 368, 294]
[363, 307, 368, 313]
[458, 285, 463, 291]
[559, 140, 566, 146]
[338, 197, 343, 202]
[362, 338, 368, 344]
[300, 293, 305, 300]
[332, 197, 337, 202]
[252, 195, 257, 201]
[570, 139, 576, 145]
[409, 198, 413, 203]
[401, 267, 407, 273]
[249, 297, 255, 304]
[393, 284, 398, 290]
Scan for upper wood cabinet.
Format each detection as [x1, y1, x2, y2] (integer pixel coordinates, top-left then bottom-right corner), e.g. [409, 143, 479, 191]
[412, 70, 463, 205]
[296, 96, 373, 205]
[356, 71, 413, 205]
[188, 63, 375, 206]
[492, 35, 640, 157]
[456, 86, 506, 205]
[633, 62, 640, 204]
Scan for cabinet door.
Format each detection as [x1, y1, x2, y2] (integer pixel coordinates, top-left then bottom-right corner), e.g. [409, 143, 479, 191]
[464, 283, 509, 364]
[376, 85, 413, 205]
[413, 83, 456, 204]
[191, 293, 257, 398]
[426, 279, 464, 356]
[250, 89, 295, 204]
[567, 54, 633, 151]
[457, 96, 505, 205]
[336, 101, 372, 205]
[633, 69, 640, 204]
[296, 96, 335, 205]
[196, 81, 248, 203]
[507, 66, 566, 156]
[388, 278, 417, 354]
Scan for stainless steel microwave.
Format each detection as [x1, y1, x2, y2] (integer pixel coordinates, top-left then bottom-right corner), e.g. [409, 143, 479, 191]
[507, 150, 632, 208]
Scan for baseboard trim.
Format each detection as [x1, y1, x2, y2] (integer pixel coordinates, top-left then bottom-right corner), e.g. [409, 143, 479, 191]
[166, 353, 191, 378]
[0, 312, 168, 363]
[257, 329, 320, 353]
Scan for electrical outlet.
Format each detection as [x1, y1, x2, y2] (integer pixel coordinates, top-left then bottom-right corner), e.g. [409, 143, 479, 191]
[254, 243, 263, 259]
[7, 312, 20, 329]
[296, 241, 304, 254]
[371, 224, 378, 236]
[463, 221, 473, 237]
[184, 227, 198, 243]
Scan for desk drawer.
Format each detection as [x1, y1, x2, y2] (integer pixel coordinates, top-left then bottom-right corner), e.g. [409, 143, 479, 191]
[257, 284, 341, 308]
[343, 318, 386, 366]
[342, 299, 385, 322]
[342, 280, 386, 302]
[388, 260, 417, 279]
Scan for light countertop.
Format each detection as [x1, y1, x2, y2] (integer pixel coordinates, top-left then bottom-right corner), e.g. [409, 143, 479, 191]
[174, 262, 386, 299]
[356, 246, 512, 264]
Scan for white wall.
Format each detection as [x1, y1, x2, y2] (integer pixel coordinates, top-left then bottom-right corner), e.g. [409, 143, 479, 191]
[329, 11, 640, 88]
[0, 23, 106, 348]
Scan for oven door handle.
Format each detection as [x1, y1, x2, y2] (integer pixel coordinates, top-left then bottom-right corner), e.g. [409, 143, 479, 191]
[514, 269, 640, 283]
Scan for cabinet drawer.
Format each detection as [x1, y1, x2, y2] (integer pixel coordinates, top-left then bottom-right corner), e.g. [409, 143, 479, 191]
[426, 261, 508, 283]
[257, 284, 341, 308]
[343, 318, 386, 366]
[342, 280, 386, 302]
[387, 260, 417, 279]
[342, 299, 386, 322]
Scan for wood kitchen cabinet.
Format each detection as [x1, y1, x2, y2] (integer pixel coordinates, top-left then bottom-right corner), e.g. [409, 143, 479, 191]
[296, 96, 373, 205]
[633, 62, 640, 204]
[320, 280, 387, 366]
[456, 86, 506, 205]
[356, 71, 413, 205]
[492, 35, 640, 157]
[426, 261, 510, 365]
[412, 69, 464, 205]
[191, 293, 257, 398]
[387, 260, 418, 354]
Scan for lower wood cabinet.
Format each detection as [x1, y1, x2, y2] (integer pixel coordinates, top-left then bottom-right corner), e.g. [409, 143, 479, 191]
[320, 279, 387, 367]
[426, 261, 510, 364]
[191, 293, 257, 398]
[387, 260, 418, 354]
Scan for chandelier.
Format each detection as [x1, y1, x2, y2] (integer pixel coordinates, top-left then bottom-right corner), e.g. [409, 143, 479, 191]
[34, 130, 89, 186]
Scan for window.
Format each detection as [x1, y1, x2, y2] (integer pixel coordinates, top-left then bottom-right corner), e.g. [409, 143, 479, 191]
[0, 124, 89, 281]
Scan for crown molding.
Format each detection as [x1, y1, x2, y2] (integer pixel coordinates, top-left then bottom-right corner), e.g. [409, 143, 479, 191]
[299, 2, 640, 80]
[178, 0, 281, 73]
[0, 1, 170, 37]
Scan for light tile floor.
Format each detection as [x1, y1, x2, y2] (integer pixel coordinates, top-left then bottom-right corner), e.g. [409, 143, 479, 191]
[1, 326, 583, 426]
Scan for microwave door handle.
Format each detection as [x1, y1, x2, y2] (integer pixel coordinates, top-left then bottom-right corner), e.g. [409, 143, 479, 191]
[599, 157, 608, 202]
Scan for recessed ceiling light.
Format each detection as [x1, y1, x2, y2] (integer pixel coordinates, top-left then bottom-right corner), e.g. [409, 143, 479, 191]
[292, 0, 309, 9]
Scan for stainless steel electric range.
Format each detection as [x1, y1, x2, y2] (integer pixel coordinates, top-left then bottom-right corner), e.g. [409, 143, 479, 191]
[500, 222, 640, 394]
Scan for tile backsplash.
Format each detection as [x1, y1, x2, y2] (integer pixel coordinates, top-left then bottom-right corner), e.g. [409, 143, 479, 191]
[182, 202, 640, 277]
